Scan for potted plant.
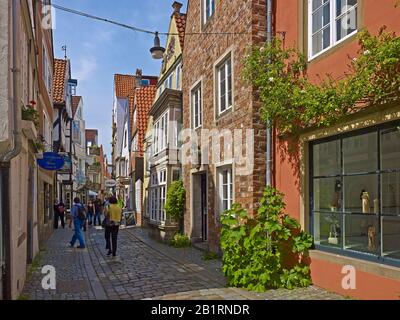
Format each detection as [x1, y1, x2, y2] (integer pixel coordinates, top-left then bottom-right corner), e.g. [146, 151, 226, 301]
[21, 100, 39, 128]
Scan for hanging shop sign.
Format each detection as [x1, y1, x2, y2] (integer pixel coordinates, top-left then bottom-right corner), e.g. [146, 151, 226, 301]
[105, 179, 117, 188]
[58, 155, 72, 174]
[37, 152, 65, 171]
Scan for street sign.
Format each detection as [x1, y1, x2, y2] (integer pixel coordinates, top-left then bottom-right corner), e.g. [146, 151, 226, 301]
[105, 179, 117, 188]
[37, 152, 65, 171]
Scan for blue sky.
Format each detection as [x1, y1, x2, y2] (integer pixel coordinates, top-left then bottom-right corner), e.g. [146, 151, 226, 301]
[53, 0, 188, 158]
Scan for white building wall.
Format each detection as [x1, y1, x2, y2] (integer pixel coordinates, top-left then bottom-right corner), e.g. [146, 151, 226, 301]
[0, 0, 9, 145]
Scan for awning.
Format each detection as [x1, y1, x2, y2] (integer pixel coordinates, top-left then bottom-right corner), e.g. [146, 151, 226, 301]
[88, 190, 98, 196]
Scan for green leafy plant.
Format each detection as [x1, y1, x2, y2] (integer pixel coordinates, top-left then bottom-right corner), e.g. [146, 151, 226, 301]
[21, 101, 39, 128]
[33, 140, 45, 152]
[169, 233, 191, 248]
[220, 186, 314, 291]
[165, 180, 186, 220]
[244, 27, 400, 135]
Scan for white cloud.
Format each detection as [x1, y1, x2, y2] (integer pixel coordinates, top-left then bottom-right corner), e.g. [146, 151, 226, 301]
[74, 57, 97, 81]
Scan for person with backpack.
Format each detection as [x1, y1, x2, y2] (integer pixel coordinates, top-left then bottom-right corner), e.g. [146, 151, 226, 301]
[69, 197, 86, 249]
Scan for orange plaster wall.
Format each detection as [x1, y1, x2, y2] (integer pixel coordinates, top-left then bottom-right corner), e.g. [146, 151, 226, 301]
[311, 258, 400, 300]
[273, 1, 400, 300]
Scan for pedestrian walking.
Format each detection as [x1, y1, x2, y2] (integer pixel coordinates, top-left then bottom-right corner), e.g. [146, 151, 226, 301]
[54, 200, 66, 229]
[54, 200, 60, 229]
[69, 197, 86, 249]
[57, 200, 66, 229]
[86, 200, 94, 226]
[93, 198, 102, 226]
[104, 196, 123, 257]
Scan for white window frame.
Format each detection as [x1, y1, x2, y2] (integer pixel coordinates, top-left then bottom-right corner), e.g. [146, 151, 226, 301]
[166, 72, 174, 90]
[203, 0, 216, 25]
[149, 169, 167, 224]
[216, 56, 233, 115]
[191, 84, 202, 129]
[153, 111, 169, 155]
[176, 63, 182, 90]
[308, 0, 358, 60]
[218, 166, 233, 214]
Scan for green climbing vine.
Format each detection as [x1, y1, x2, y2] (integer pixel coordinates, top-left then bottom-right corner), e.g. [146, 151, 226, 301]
[244, 26, 400, 135]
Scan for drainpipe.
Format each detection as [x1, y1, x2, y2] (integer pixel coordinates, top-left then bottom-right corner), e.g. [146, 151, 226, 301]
[266, 0, 273, 187]
[0, 0, 22, 300]
[1, 0, 22, 163]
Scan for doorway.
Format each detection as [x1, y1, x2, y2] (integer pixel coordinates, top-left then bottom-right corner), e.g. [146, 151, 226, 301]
[192, 173, 208, 242]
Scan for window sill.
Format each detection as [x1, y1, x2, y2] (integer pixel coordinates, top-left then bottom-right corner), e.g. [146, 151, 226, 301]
[215, 107, 233, 123]
[308, 30, 358, 64]
[310, 249, 400, 280]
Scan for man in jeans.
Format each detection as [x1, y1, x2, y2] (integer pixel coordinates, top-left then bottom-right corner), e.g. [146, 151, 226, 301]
[69, 197, 86, 249]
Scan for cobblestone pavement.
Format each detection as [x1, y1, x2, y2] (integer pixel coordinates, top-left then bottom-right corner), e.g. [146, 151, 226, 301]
[22, 226, 345, 300]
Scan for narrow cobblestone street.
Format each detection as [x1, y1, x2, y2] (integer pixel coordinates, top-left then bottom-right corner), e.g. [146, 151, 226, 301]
[22, 226, 345, 300]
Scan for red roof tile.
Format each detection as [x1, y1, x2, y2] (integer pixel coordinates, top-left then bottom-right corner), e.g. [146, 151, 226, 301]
[130, 86, 157, 156]
[173, 12, 187, 50]
[53, 59, 68, 104]
[71, 96, 82, 118]
[114, 74, 135, 99]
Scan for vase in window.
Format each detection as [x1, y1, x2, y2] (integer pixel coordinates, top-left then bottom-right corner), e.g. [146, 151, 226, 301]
[362, 191, 370, 214]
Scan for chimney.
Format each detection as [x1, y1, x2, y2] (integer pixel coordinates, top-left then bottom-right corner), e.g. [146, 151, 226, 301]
[135, 68, 143, 78]
[135, 69, 143, 86]
[172, 1, 183, 14]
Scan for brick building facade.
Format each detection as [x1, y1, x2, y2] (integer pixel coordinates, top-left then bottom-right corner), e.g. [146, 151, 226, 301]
[182, 0, 268, 253]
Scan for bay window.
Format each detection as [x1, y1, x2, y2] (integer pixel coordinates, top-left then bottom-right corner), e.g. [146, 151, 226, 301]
[153, 111, 169, 155]
[311, 121, 400, 264]
[308, 0, 358, 59]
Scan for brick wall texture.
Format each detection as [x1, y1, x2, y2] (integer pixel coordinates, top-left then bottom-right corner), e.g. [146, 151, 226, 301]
[182, 0, 268, 252]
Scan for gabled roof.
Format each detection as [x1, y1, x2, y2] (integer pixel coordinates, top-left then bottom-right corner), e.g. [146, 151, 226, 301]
[53, 59, 68, 104]
[130, 85, 157, 156]
[114, 74, 135, 99]
[173, 12, 187, 50]
[71, 96, 82, 118]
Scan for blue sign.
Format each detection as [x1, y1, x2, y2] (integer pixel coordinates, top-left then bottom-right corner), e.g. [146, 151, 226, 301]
[37, 152, 65, 171]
